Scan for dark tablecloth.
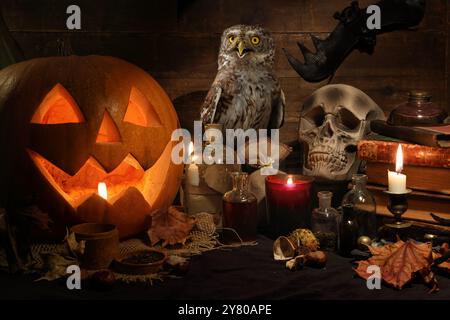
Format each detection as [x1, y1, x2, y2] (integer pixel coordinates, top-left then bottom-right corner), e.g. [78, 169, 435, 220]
[0, 235, 449, 300]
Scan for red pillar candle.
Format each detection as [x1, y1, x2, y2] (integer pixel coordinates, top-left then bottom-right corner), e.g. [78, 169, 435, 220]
[265, 174, 314, 238]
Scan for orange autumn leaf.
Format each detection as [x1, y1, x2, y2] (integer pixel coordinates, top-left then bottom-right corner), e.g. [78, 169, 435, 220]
[148, 206, 196, 247]
[355, 239, 437, 290]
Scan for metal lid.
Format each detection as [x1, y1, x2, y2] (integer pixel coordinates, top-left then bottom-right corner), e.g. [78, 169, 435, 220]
[408, 90, 432, 101]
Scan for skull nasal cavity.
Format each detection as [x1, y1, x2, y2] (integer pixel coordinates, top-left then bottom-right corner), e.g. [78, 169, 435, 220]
[96, 111, 121, 143]
[320, 122, 334, 138]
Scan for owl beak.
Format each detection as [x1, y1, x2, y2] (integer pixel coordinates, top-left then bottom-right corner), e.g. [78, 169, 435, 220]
[237, 41, 250, 58]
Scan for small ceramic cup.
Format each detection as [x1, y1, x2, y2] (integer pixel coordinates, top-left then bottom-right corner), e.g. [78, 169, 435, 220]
[70, 223, 119, 270]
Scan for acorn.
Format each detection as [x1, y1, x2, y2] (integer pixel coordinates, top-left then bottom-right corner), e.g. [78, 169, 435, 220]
[165, 255, 190, 275]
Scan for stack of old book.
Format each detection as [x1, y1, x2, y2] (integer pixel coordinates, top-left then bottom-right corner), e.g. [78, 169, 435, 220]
[357, 120, 450, 224]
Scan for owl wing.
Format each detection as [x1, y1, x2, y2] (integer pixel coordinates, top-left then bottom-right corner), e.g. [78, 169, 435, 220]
[200, 84, 223, 124]
[268, 88, 285, 129]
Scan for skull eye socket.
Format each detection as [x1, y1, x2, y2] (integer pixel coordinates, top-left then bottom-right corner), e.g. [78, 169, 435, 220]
[304, 106, 325, 127]
[337, 108, 360, 130]
[31, 83, 85, 124]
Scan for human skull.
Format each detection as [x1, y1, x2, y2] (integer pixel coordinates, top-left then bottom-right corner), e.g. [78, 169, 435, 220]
[299, 84, 385, 181]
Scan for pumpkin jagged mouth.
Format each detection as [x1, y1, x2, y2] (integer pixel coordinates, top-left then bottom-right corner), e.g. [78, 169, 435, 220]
[27, 142, 174, 209]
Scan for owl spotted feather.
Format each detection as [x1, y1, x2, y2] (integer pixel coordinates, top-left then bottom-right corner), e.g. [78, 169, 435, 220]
[201, 25, 284, 130]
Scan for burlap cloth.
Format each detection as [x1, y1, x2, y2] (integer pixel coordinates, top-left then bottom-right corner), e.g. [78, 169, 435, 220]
[0, 212, 256, 284]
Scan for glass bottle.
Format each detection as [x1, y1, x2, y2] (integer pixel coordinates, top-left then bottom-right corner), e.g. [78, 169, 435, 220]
[341, 174, 377, 239]
[388, 91, 448, 126]
[311, 191, 339, 251]
[222, 172, 258, 242]
[338, 204, 359, 257]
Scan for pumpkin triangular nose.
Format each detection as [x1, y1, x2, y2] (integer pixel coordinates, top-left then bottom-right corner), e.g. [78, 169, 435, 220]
[96, 111, 121, 143]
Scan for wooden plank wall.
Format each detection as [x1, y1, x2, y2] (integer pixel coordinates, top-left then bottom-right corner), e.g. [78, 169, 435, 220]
[1, 0, 448, 142]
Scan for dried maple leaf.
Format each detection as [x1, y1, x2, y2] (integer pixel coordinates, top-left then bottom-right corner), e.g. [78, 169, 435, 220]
[355, 239, 438, 291]
[148, 206, 196, 247]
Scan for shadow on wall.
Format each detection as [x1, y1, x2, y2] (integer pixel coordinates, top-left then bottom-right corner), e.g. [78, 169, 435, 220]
[172, 90, 207, 136]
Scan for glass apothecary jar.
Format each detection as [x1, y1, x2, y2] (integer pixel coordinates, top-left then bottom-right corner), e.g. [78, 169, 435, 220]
[311, 191, 339, 251]
[388, 91, 448, 126]
[341, 174, 377, 239]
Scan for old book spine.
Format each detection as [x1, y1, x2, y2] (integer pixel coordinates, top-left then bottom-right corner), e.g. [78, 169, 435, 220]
[370, 120, 447, 147]
[358, 140, 450, 168]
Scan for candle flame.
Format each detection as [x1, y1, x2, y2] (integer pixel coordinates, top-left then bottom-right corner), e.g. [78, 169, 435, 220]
[188, 141, 194, 156]
[395, 144, 403, 173]
[187, 141, 199, 162]
[287, 177, 294, 185]
[98, 182, 108, 200]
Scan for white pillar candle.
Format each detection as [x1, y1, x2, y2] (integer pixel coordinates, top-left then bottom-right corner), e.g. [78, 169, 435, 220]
[187, 163, 200, 186]
[185, 141, 200, 186]
[388, 170, 406, 193]
[388, 144, 407, 193]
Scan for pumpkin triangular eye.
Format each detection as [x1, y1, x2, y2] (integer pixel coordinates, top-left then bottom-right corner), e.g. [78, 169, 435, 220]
[123, 87, 162, 127]
[96, 111, 121, 143]
[31, 83, 85, 124]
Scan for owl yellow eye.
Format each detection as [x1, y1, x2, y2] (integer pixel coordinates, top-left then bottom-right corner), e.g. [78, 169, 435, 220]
[251, 36, 260, 45]
[228, 36, 235, 43]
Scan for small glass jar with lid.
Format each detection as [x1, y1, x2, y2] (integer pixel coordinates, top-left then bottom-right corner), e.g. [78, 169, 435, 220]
[311, 191, 339, 251]
[388, 91, 448, 126]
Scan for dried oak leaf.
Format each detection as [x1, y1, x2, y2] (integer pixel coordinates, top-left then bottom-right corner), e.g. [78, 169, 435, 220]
[65, 231, 85, 258]
[148, 206, 196, 247]
[355, 239, 438, 291]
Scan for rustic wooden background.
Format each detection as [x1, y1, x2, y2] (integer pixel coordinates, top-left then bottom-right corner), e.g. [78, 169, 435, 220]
[1, 0, 448, 142]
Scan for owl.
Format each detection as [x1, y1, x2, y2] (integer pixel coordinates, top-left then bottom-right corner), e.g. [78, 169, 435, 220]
[201, 25, 285, 130]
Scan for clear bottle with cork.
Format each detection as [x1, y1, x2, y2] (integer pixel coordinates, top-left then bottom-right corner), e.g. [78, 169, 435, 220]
[341, 174, 377, 239]
[222, 172, 258, 242]
[311, 191, 339, 251]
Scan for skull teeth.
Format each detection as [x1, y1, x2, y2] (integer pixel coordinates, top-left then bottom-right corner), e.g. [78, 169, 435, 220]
[308, 151, 348, 173]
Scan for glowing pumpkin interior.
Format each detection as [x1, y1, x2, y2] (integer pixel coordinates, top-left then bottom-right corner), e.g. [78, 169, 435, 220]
[96, 111, 121, 143]
[31, 83, 85, 124]
[124, 87, 163, 127]
[28, 83, 174, 210]
[28, 143, 173, 209]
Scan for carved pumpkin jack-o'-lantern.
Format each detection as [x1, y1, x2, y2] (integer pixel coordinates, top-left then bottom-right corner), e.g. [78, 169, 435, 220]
[0, 55, 183, 239]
